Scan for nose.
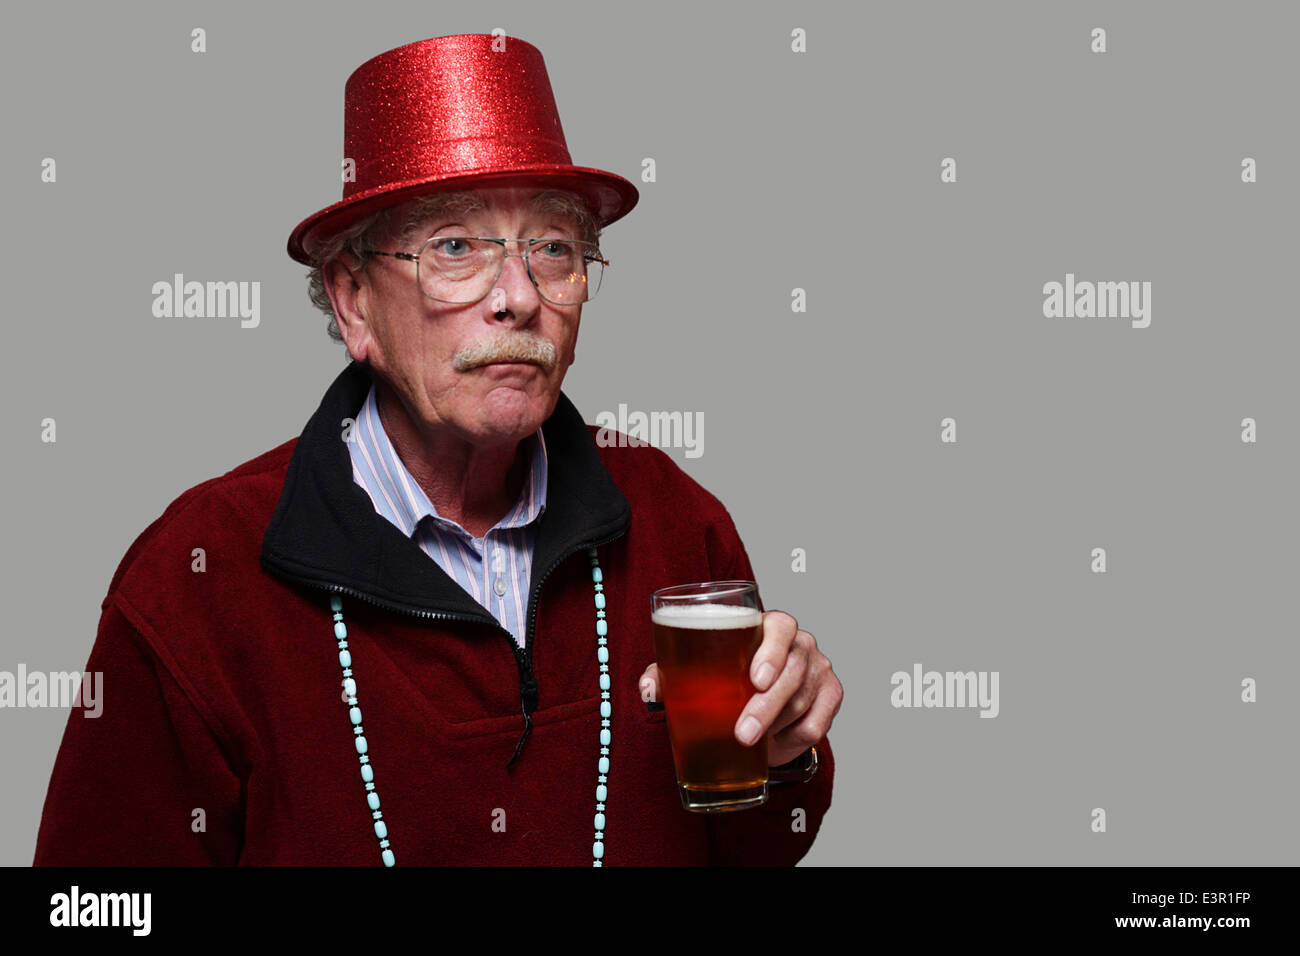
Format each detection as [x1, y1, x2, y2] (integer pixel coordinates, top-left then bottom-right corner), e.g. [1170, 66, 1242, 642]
[489, 242, 542, 320]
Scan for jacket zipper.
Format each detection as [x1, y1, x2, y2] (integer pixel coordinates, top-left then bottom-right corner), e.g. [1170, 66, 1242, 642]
[266, 523, 627, 765]
[504, 526, 628, 765]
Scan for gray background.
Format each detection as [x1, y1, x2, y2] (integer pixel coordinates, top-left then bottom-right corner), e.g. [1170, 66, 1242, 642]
[3, 0, 1297, 866]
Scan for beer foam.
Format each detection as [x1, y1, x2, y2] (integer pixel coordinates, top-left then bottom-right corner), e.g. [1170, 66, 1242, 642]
[651, 603, 762, 629]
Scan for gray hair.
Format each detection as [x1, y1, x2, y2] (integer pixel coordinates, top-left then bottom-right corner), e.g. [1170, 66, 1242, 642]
[306, 189, 602, 343]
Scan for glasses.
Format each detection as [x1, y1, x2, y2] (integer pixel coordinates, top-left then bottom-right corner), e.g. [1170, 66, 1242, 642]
[358, 236, 609, 306]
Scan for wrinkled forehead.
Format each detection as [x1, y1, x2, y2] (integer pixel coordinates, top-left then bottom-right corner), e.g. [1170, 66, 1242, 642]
[392, 187, 590, 240]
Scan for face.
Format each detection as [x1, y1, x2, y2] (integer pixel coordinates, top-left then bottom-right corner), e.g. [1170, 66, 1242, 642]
[326, 186, 586, 452]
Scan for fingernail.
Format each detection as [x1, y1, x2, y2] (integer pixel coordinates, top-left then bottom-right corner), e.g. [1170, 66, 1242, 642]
[640, 678, 654, 702]
[754, 662, 775, 689]
[738, 715, 761, 745]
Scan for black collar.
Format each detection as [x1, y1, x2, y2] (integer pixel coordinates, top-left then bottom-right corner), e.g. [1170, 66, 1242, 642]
[260, 360, 631, 628]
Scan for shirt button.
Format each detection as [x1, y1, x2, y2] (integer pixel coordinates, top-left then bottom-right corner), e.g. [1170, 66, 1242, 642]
[494, 577, 507, 597]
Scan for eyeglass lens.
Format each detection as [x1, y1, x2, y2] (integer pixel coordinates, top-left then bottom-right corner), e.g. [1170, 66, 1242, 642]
[418, 238, 603, 304]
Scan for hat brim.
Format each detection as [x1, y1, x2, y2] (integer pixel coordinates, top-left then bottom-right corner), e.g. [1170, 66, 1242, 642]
[286, 166, 639, 266]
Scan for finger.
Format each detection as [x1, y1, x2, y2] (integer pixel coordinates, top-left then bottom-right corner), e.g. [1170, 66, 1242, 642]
[751, 610, 798, 691]
[735, 636, 810, 746]
[767, 640, 827, 737]
[637, 662, 661, 703]
[768, 670, 843, 759]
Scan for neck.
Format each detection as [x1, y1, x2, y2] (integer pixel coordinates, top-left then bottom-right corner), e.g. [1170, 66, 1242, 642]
[375, 381, 530, 539]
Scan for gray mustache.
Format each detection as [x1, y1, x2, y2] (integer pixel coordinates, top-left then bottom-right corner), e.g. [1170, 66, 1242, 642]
[452, 334, 557, 372]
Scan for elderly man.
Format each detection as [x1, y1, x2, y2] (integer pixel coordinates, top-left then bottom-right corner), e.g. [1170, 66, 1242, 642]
[34, 34, 841, 866]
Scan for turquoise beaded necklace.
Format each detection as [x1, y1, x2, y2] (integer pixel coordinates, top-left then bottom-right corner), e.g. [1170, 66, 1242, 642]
[328, 547, 611, 867]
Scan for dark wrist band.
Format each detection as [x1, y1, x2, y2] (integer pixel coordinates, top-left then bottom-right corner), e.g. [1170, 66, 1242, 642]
[767, 745, 818, 784]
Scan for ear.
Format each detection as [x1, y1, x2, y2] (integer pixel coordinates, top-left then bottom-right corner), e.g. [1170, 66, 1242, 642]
[322, 254, 375, 365]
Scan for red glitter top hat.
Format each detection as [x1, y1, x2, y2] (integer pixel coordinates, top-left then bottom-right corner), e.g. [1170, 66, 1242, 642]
[287, 34, 640, 265]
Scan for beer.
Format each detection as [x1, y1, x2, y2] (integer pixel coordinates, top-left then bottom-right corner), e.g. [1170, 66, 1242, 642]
[651, 601, 767, 809]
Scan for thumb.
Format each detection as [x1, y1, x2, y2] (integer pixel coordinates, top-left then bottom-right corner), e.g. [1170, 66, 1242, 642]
[637, 662, 661, 703]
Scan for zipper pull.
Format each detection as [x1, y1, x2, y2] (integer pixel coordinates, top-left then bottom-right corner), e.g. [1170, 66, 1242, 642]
[506, 652, 539, 768]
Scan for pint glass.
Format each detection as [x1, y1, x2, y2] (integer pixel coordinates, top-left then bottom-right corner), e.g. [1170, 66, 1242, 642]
[651, 581, 767, 812]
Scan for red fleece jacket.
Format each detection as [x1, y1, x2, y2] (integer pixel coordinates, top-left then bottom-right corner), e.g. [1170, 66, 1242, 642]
[33, 361, 834, 866]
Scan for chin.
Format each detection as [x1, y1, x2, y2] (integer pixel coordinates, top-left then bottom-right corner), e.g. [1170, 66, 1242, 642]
[471, 394, 548, 441]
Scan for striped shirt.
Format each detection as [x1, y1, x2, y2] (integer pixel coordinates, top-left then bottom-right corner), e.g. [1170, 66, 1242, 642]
[347, 383, 548, 648]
